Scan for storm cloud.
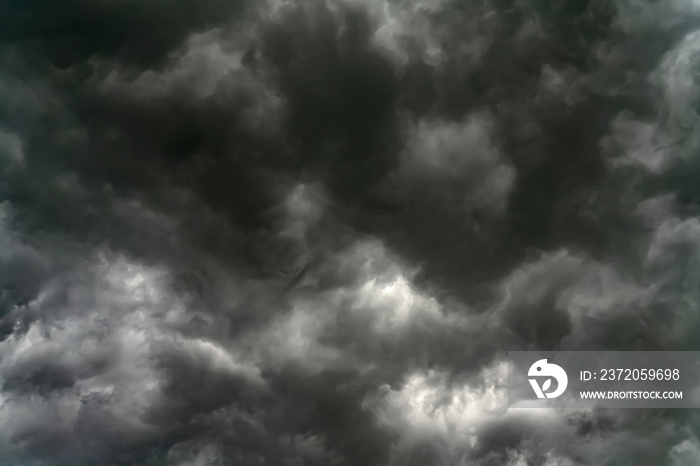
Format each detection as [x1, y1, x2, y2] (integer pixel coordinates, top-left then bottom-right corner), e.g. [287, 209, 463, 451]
[1, 0, 700, 464]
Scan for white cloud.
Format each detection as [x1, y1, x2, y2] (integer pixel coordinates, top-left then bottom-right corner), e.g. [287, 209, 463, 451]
[602, 112, 673, 173]
[401, 114, 515, 215]
[645, 217, 700, 267]
[495, 250, 650, 344]
[102, 28, 284, 134]
[369, 362, 509, 443]
[651, 29, 700, 158]
[246, 238, 455, 372]
[247, 298, 346, 374]
[670, 438, 700, 466]
[367, 0, 449, 67]
[278, 183, 326, 244]
[364, 360, 579, 463]
[0, 249, 269, 457]
[614, 0, 700, 34]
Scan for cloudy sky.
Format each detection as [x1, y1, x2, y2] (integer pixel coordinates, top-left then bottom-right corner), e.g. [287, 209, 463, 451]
[2, 0, 700, 464]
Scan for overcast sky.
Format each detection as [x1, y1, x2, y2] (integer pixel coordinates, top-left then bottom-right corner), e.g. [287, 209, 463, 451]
[2, 0, 700, 464]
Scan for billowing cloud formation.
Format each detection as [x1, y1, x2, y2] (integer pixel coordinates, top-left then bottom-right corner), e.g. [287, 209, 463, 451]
[2, 0, 700, 465]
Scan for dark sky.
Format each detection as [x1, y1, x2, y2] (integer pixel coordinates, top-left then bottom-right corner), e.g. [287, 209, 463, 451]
[2, 0, 700, 464]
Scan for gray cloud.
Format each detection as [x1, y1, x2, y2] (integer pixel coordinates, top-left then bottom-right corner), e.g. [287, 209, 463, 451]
[1, 0, 700, 465]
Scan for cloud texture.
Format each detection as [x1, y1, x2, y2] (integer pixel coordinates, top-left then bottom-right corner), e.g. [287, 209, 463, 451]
[2, 0, 700, 464]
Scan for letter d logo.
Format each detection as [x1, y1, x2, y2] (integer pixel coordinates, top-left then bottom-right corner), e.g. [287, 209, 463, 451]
[528, 359, 568, 399]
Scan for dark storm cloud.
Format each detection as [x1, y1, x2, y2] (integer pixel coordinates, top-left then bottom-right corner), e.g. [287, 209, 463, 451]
[3, 0, 700, 465]
[0, 0, 250, 69]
